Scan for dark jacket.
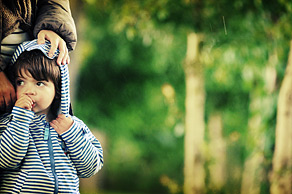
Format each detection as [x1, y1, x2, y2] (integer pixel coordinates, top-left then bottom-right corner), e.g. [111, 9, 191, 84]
[0, 0, 77, 71]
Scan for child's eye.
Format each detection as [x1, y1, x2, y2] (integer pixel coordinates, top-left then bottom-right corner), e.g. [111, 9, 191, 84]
[16, 80, 24, 86]
[36, 82, 45, 86]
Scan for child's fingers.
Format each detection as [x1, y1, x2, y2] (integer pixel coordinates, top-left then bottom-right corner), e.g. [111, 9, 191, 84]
[57, 114, 67, 119]
[15, 95, 33, 110]
[24, 102, 33, 110]
[17, 100, 32, 110]
[50, 120, 59, 130]
[51, 114, 73, 134]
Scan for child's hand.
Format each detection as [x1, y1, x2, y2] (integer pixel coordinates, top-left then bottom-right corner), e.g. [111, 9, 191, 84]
[15, 95, 34, 111]
[50, 114, 73, 134]
[37, 30, 69, 65]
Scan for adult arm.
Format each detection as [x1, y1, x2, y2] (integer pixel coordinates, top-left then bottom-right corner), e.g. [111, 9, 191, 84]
[34, 0, 77, 51]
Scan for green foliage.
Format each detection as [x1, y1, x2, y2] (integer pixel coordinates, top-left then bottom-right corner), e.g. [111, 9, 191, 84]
[75, 0, 292, 193]
[76, 13, 185, 192]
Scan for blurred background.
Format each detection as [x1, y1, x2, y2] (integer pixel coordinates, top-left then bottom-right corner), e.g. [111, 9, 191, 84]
[67, 0, 292, 194]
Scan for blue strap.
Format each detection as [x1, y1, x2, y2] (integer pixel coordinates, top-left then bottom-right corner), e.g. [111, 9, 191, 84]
[44, 126, 50, 140]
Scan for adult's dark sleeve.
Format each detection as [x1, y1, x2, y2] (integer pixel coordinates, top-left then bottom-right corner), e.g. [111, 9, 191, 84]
[33, 0, 77, 51]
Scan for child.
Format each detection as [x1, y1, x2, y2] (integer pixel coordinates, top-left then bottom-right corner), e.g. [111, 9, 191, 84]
[0, 40, 103, 193]
[1, 0, 77, 113]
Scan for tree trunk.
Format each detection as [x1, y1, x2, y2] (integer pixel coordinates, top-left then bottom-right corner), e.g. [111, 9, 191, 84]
[241, 146, 264, 194]
[208, 113, 226, 191]
[270, 40, 292, 194]
[240, 102, 265, 194]
[184, 32, 205, 194]
[241, 48, 278, 194]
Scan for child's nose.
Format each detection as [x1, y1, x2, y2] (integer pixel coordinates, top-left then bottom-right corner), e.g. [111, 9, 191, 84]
[24, 88, 36, 95]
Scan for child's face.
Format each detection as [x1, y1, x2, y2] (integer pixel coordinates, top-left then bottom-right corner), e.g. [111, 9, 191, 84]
[16, 69, 56, 116]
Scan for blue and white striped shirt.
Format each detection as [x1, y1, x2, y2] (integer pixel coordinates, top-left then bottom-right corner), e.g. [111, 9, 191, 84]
[0, 40, 103, 193]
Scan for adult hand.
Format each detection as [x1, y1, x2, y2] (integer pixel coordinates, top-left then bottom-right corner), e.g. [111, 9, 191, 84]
[0, 72, 16, 112]
[37, 30, 70, 65]
[50, 114, 73, 135]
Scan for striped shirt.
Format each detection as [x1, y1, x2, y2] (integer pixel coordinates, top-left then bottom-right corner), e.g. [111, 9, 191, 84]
[0, 41, 103, 193]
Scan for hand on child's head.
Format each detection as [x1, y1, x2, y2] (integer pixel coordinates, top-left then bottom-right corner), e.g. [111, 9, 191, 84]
[37, 30, 70, 65]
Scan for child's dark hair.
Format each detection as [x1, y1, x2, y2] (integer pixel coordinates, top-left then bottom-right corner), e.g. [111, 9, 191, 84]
[10, 50, 61, 119]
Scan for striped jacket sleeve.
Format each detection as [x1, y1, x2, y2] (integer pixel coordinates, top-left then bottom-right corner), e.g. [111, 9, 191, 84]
[0, 107, 34, 169]
[60, 116, 103, 178]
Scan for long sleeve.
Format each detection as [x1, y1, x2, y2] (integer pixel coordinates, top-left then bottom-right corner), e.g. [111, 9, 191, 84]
[0, 107, 34, 169]
[33, 0, 77, 51]
[60, 116, 103, 178]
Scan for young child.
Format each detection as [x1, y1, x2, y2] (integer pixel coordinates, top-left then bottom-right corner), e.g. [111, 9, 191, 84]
[0, 40, 103, 193]
[1, 0, 78, 113]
